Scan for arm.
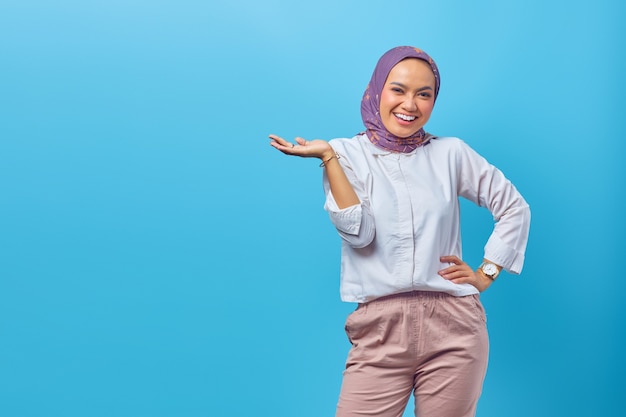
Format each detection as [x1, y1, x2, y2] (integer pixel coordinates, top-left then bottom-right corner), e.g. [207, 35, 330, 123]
[457, 143, 531, 275]
[270, 134, 375, 248]
[269, 134, 359, 208]
[440, 140, 530, 291]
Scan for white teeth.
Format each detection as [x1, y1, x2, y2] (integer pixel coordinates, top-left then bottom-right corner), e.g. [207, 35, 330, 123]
[395, 113, 416, 121]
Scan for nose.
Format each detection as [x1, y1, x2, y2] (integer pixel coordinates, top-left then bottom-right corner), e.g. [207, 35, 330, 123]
[403, 96, 417, 111]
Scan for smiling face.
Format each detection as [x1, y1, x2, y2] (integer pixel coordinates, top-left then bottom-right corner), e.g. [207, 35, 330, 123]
[379, 58, 436, 138]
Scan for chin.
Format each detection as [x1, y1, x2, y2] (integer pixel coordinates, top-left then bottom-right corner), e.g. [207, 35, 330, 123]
[393, 129, 420, 138]
[382, 119, 424, 138]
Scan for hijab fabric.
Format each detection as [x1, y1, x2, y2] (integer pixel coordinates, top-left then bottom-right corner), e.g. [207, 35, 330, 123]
[360, 46, 440, 153]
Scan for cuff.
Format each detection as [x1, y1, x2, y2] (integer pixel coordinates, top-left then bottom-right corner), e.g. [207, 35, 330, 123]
[324, 191, 362, 235]
[484, 233, 526, 274]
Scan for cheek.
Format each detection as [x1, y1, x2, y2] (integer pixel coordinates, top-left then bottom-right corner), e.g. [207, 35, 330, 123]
[379, 90, 403, 114]
[379, 91, 392, 113]
[420, 101, 435, 116]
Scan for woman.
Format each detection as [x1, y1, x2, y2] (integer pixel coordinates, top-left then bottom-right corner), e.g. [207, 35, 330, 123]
[269, 46, 530, 417]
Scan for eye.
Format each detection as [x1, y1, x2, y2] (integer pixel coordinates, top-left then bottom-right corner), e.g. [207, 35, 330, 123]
[391, 87, 404, 94]
[418, 92, 432, 98]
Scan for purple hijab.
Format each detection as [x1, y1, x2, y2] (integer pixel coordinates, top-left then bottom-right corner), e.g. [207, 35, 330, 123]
[360, 46, 440, 153]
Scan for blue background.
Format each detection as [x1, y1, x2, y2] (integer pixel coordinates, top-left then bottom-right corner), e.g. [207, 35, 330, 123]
[1, 1, 623, 416]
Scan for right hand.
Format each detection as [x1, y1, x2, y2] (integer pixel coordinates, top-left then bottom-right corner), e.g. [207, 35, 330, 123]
[269, 134, 335, 161]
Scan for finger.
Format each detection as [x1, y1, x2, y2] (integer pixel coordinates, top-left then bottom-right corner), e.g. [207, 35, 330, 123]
[440, 270, 472, 280]
[269, 134, 292, 144]
[269, 135, 296, 150]
[451, 276, 488, 292]
[295, 137, 308, 146]
[439, 255, 465, 265]
[269, 141, 291, 153]
[438, 265, 460, 275]
[439, 263, 472, 275]
[448, 277, 475, 286]
[268, 133, 288, 145]
[440, 255, 462, 265]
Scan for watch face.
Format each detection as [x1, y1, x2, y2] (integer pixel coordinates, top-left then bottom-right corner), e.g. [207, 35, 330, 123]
[482, 263, 498, 276]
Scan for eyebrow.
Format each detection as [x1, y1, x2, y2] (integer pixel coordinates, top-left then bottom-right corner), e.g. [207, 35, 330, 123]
[390, 82, 433, 91]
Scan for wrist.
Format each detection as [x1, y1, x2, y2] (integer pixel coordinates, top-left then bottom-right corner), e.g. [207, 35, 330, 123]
[320, 148, 336, 161]
[474, 269, 494, 292]
[319, 151, 341, 167]
[478, 260, 501, 281]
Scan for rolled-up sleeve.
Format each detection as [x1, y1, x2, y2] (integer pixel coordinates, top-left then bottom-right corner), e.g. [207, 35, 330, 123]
[322, 156, 376, 249]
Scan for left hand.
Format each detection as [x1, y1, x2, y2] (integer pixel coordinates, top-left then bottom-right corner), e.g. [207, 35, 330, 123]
[439, 255, 493, 292]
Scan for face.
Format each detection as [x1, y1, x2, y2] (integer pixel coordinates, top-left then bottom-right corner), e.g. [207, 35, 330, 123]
[379, 58, 436, 138]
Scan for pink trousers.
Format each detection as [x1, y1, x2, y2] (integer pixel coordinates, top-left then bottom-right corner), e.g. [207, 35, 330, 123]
[335, 291, 489, 417]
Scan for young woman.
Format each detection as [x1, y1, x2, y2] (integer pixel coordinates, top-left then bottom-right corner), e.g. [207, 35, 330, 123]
[269, 46, 530, 417]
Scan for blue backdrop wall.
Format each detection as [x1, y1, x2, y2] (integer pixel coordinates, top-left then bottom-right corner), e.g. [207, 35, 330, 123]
[1, 1, 624, 416]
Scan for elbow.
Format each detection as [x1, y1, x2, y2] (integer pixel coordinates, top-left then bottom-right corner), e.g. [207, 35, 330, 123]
[342, 226, 375, 249]
[336, 211, 376, 248]
[522, 202, 531, 228]
[345, 205, 375, 248]
[328, 201, 376, 248]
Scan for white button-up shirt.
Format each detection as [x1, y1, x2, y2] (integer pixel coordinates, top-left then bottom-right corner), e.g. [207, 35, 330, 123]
[323, 134, 530, 303]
